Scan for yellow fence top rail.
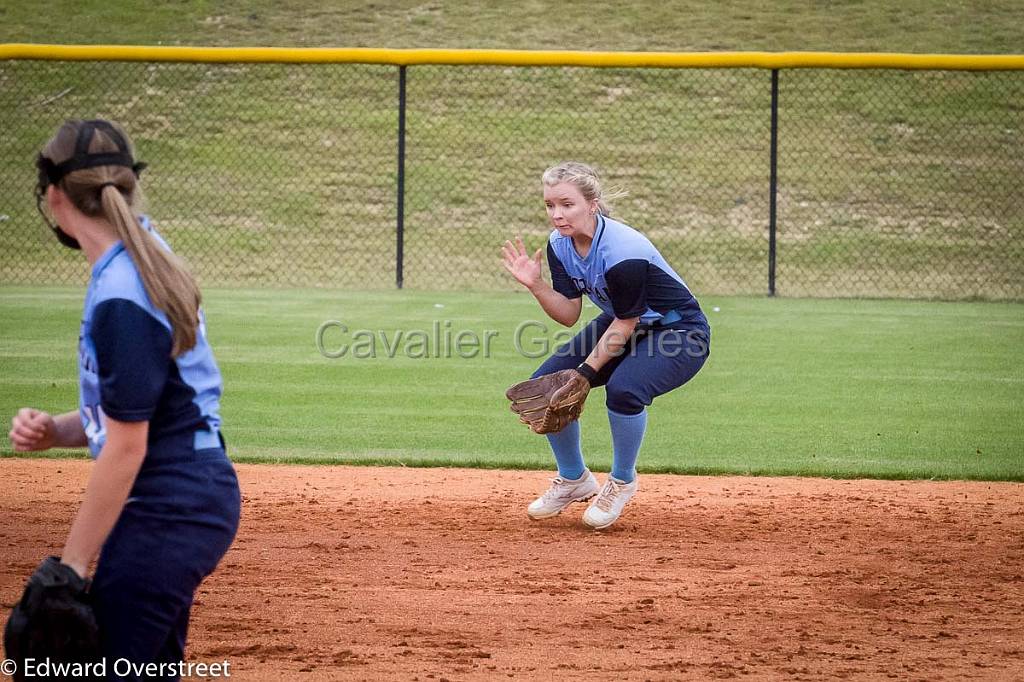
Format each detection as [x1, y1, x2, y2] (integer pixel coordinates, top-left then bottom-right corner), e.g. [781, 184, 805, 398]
[2, 44, 1024, 70]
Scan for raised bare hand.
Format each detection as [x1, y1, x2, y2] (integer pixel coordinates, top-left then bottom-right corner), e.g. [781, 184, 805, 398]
[501, 236, 543, 290]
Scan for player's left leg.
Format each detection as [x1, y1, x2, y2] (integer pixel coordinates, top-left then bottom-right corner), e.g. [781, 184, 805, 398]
[583, 327, 710, 529]
[528, 315, 616, 485]
[91, 458, 240, 679]
[154, 599, 191, 670]
[92, 512, 227, 680]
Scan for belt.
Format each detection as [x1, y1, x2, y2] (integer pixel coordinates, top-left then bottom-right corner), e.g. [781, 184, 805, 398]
[140, 445, 228, 471]
[654, 309, 683, 326]
[636, 309, 684, 332]
[194, 428, 223, 451]
[139, 429, 226, 471]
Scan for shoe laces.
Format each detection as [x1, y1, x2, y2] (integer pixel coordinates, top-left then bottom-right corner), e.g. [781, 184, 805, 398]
[594, 479, 622, 512]
[541, 476, 572, 501]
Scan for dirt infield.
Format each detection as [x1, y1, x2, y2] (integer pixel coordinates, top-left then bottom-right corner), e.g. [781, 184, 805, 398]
[2, 458, 1022, 681]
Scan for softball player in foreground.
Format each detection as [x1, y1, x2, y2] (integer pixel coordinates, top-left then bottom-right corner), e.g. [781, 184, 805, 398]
[502, 162, 710, 529]
[7, 119, 240, 678]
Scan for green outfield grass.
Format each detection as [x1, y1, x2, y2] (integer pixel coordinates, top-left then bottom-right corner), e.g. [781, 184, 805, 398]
[2, 287, 1021, 481]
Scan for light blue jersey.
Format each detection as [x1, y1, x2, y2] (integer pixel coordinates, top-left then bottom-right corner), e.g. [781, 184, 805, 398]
[78, 217, 223, 459]
[547, 214, 707, 328]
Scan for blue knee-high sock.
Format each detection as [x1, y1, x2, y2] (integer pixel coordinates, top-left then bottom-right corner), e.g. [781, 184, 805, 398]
[546, 420, 585, 480]
[609, 409, 647, 483]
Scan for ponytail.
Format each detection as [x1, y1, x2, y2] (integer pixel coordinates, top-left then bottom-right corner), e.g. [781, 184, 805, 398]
[99, 186, 201, 356]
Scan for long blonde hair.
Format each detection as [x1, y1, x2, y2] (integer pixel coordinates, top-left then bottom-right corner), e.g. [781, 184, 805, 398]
[43, 119, 200, 356]
[541, 161, 628, 216]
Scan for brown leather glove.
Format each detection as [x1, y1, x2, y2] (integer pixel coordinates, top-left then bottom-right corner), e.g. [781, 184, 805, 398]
[506, 366, 593, 434]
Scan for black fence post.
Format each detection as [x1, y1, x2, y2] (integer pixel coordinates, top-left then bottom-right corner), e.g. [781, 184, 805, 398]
[768, 68, 779, 297]
[396, 65, 407, 290]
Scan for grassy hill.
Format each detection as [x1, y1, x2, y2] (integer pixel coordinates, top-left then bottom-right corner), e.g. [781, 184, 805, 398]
[3, 1, 1023, 53]
[2, 2, 1022, 298]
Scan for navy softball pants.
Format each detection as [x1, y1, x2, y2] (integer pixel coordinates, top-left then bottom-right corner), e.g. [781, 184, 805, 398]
[532, 314, 710, 415]
[90, 449, 240, 681]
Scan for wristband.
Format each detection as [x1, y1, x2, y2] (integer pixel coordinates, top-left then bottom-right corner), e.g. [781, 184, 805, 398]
[575, 362, 598, 385]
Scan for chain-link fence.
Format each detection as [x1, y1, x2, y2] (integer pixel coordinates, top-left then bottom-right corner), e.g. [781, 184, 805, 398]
[1, 54, 1021, 299]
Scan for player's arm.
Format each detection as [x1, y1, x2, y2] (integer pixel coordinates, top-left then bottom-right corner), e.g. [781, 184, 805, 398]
[583, 316, 640, 372]
[60, 417, 148, 577]
[9, 408, 88, 450]
[580, 258, 646, 372]
[59, 297, 171, 578]
[502, 236, 582, 327]
[528, 279, 582, 327]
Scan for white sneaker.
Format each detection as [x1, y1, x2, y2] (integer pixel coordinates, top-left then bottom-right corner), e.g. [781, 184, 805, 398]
[583, 477, 638, 529]
[527, 470, 600, 520]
